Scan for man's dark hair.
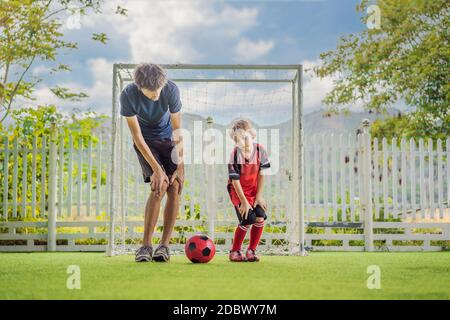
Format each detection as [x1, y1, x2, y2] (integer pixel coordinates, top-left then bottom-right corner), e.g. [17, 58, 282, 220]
[133, 63, 168, 91]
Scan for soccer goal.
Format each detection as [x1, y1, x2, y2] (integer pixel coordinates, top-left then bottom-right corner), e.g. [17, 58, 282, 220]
[107, 64, 305, 256]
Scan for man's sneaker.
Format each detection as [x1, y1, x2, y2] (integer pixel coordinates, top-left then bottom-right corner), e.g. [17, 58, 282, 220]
[153, 244, 170, 262]
[135, 245, 153, 262]
[229, 250, 247, 262]
[246, 249, 260, 262]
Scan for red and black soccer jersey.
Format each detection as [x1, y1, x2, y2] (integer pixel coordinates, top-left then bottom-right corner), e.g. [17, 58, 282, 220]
[227, 143, 271, 207]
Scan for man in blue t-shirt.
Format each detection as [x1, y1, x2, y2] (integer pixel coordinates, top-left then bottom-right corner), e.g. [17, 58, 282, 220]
[120, 63, 184, 263]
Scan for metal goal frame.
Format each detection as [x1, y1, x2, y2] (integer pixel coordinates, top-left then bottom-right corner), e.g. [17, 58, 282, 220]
[108, 64, 305, 256]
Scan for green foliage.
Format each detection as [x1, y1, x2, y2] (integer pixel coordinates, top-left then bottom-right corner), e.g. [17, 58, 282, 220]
[50, 86, 89, 101]
[0, 105, 107, 220]
[115, 5, 128, 16]
[91, 32, 109, 44]
[370, 112, 410, 140]
[371, 111, 450, 141]
[6, 104, 107, 142]
[0, 0, 124, 122]
[314, 0, 449, 140]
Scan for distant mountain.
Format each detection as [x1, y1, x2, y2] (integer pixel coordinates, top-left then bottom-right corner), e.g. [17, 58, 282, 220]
[94, 108, 402, 137]
[302, 108, 401, 135]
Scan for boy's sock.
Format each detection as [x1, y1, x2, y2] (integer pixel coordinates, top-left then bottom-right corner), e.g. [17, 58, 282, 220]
[232, 224, 249, 251]
[249, 221, 264, 251]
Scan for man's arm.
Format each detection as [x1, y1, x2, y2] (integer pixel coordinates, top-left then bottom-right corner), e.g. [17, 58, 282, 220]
[169, 111, 184, 194]
[125, 116, 168, 194]
[170, 111, 183, 163]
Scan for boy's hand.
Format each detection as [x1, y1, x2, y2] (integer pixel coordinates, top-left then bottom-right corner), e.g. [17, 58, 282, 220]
[239, 201, 252, 220]
[254, 197, 267, 211]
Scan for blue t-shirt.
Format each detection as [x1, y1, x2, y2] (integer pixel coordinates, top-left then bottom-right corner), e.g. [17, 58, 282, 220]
[119, 80, 182, 140]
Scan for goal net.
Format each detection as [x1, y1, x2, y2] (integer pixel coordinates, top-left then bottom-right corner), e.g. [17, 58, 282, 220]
[107, 64, 305, 256]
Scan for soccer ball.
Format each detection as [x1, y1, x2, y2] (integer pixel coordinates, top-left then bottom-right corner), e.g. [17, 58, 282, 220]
[185, 234, 216, 263]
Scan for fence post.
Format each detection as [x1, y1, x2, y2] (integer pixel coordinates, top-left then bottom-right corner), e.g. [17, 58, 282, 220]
[205, 117, 216, 239]
[47, 131, 58, 252]
[361, 120, 373, 252]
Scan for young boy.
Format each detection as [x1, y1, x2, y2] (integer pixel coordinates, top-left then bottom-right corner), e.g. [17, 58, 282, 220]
[227, 119, 271, 262]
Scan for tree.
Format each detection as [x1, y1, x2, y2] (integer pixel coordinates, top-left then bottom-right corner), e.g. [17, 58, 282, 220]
[0, 0, 127, 123]
[314, 0, 449, 140]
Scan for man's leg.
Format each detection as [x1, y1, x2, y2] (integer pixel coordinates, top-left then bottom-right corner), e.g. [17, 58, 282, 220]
[160, 180, 180, 246]
[143, 182, 169, 247]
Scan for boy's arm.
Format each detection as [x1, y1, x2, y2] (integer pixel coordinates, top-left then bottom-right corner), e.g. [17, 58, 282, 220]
[254, 145, 270, 210]
[254, 174, 267, 211]
[232, 180, 250, 205]
[256, 174, 265, 199]
[231, 180, 252, 219]
[228, 149, 251, 218]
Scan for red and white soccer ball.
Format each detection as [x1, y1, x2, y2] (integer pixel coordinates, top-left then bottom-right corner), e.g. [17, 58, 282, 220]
[185, 234, 216, 263]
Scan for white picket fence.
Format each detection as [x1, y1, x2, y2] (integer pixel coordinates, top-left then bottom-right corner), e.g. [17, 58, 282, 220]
[304, 134, 450, 222]
[0, 131, 449, 252]
[303, 132, 450, 252]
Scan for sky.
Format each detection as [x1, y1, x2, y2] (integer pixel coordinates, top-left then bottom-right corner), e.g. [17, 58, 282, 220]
[19, 0, 369, 124]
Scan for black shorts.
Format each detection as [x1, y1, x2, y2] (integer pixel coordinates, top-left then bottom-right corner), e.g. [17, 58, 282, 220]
[234, 205, 267, 226]
[133, 138, 178, 183]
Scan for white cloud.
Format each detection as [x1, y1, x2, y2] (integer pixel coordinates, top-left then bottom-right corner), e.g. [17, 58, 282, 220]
[84, 58, 112, 111]
[301, 59, 365, 113]
[89, 0, 260, 63]
[234, 38, 275, 62]
[32, 65, 52, 76]
[301, 60, 333, 112]
[19, 0, 276, 116]
[19, 2, 343, 121]
[20, 58, 113, 115]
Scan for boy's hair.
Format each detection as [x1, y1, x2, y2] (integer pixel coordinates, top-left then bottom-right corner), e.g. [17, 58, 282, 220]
[133, 63, 167, 91]
[229, 118, 257, 141]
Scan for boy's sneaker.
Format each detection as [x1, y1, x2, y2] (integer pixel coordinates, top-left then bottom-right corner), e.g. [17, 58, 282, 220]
[229, 250, 247, 262]
[153, 244, 170, 262]
[135, 245, 153, 262]
[246, 249, 260, 262]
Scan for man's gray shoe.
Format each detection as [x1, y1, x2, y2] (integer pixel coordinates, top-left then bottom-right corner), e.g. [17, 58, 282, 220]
[135, 245, 153, 262]
[153, 244, 170, 262]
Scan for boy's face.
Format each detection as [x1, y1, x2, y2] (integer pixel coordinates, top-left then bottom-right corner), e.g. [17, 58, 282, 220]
[234, 130, 254, 154]
[141, 87, 162, 101]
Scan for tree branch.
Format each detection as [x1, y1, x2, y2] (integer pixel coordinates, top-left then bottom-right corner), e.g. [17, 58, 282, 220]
[0, 55, 36, 123]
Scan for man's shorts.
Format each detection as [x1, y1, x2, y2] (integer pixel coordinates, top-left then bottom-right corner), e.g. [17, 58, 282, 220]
[234, 205, 267, 226]
[133, 138, 178, 183]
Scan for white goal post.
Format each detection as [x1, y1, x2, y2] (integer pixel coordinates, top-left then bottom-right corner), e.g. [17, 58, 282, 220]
[107, 64, 305, 256]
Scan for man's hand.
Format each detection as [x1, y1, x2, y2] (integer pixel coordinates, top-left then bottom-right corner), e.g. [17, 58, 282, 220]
[169, 164, 184, 195]
[254, 197, 267, 211]
[151, 167, 169, 197]
[239, 200, 252, 220]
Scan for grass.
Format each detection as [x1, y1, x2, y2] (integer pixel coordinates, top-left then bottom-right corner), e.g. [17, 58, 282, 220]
[0, 252, 449, 300]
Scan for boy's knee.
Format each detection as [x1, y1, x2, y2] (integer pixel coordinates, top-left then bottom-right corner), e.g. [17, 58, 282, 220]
[256, 217, 265, 223]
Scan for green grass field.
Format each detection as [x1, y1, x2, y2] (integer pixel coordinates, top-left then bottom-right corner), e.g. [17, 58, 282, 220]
[1, 252, 449, 300]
